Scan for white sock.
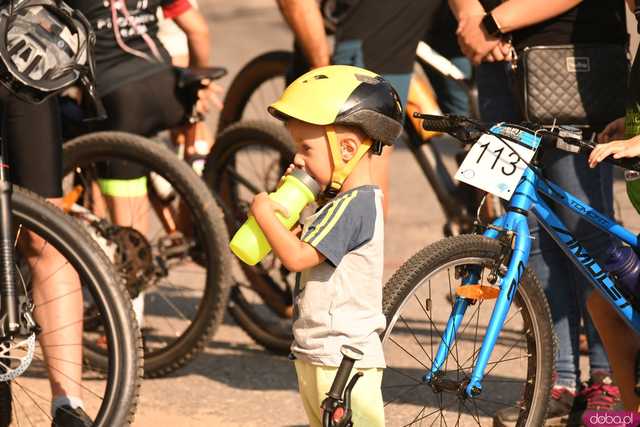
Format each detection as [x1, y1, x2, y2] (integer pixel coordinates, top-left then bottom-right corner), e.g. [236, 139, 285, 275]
[132, 292, 145, 328]
[51, 395, 84, 418]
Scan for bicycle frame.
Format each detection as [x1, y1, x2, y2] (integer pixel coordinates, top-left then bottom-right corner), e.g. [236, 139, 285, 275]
[428, 129, 640, 398]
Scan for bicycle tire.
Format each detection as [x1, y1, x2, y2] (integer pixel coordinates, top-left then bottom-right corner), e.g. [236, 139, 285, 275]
[203, 120, 296, 354]
[382, 235, 555, 426]
[63, 131, 231, 378]
[217, 51, 292, 132]
[11, 187, 142, 426]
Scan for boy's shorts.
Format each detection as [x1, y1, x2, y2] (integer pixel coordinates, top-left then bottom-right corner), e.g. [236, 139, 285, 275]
[294, 359, 385, 427]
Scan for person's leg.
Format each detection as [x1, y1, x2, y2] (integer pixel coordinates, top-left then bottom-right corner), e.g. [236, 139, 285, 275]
[2, 91, 87, 416]
[293, 360, 323, 427]
[296, 360, 385, 427]
[586, 292, 640, 411]
[423, 55, 472, 116]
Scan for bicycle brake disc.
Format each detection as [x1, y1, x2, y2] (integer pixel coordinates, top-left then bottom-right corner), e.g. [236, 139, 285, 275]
[0, 333, 36, 381]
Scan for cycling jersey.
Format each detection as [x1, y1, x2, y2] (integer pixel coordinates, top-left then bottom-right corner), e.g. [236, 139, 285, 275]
[67, 0, 192, 95]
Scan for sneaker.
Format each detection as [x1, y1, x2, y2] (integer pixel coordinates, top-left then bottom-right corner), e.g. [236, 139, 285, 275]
[51, 405, 92, 427]
[492, 386, 575, 427]
[578, 372, 623, 412]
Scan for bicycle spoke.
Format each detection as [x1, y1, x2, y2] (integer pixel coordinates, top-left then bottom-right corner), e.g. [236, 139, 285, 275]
[388, 337, 430, 371]
[399, 314, 435, 366]
[31, 353, 103, 401]
[12, 380, 52, 422]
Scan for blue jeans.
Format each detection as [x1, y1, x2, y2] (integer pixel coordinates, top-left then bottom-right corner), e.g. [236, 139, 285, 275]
[424, 56, 472, 116]
[477, 62, 613, 388]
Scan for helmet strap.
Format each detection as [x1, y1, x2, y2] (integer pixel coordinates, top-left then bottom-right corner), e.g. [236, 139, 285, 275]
[323, 125, 372, 199]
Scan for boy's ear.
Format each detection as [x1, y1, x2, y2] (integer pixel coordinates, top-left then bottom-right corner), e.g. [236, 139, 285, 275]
[340, 138, 359, 162]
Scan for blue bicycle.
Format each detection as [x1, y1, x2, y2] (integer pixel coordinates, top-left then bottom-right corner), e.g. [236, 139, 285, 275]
[381, 114, 640, 426]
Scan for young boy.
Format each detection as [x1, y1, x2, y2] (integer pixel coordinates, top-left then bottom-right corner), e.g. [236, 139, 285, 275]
[588, 119, 640, 411]
[249, 65, 403, 426]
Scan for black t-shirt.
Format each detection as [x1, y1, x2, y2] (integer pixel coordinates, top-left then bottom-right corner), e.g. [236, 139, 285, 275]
[423, 0, 462, 58]
[334, 0, 432, 75]
[69, 0, 187, 95]
[512, 0, 628, 50]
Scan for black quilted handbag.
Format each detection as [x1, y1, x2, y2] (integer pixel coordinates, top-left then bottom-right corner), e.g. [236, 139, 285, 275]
[514, 44, 629, 129]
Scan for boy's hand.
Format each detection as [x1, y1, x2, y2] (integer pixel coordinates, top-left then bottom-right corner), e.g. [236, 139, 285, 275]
[277, 163, 298, 188]
[250, 192, 290, 219]
[589, 135, 640, 168]
[597, 117, 625, 144]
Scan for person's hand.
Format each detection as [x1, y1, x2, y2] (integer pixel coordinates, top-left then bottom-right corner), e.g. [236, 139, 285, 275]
[484, 39, 513, 62]
[277, 163, 298, 188]
[456, 13, 501, 65]
[588, 135, 640, 168]
[250, 192, 290, 219]
[597, 117, 626, 144]
[195, 79, 224, 115]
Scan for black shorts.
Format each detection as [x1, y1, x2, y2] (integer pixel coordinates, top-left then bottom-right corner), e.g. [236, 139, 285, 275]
[63, 68, 191, 180]
[0, 88, 63, 198]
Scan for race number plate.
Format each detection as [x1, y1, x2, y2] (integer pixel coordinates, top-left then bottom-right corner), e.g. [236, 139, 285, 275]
[455, 129, 540, 200]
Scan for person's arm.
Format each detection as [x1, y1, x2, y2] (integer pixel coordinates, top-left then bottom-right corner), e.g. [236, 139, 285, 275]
[251, 192, 325, 272]
[172, 8, 210, 68]
[491, 0, 582, 33]
[276, 0, 330, 68]
[449, 0, 582, 64]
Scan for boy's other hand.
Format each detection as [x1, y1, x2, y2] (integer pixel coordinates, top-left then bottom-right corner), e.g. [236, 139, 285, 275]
[277, 164, 297, 188]
[250, 192, 290, 219]
[597, 117, 625, 144]
[589, 135, 640, 168]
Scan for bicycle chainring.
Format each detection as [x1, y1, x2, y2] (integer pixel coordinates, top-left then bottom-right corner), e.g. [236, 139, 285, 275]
[110, 227, 156, 298]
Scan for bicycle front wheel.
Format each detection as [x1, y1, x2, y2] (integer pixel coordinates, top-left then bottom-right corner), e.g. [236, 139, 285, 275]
[382, 235, 555, 426]
[10, 187, 141, 426]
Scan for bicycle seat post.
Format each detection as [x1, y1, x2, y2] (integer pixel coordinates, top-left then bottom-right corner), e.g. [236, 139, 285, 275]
[0, 136, 19, 334]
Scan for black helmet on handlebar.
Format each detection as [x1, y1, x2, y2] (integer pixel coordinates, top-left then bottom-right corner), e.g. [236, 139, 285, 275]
[0, 0, 99, 106]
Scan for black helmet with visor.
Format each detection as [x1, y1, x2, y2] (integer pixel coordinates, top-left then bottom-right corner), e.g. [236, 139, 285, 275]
[0, 0, 103, 115]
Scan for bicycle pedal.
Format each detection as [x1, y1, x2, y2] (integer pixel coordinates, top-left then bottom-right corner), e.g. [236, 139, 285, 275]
[455, 284, 499, 300]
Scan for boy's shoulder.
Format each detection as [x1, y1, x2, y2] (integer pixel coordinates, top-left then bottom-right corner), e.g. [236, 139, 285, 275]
[302, 185, 382, 267]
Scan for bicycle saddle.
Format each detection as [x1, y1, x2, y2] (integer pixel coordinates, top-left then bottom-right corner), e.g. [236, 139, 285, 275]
[176, 66, 227, 89]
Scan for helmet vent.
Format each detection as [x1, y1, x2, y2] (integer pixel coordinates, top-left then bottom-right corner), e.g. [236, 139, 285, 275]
[355, 73, 379, 84]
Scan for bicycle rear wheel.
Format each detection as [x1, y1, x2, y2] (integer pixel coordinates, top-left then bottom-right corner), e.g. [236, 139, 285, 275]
[203, 121, 297, 354]
[63, 131, 231, 378]
[217, 51, 292, 131]
[382, 235, 555, 426]
[9, 187, 141, 426]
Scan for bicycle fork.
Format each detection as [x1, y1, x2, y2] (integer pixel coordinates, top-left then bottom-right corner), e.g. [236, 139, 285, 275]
[0, 141, 20, 335]
[424, 210, 533, 398]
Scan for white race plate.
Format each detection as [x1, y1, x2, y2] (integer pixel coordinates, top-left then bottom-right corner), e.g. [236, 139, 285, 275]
[455, 133, 538, 201]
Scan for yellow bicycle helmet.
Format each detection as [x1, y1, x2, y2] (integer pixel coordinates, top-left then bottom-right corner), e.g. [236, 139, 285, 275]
[268, 65, 403, 197]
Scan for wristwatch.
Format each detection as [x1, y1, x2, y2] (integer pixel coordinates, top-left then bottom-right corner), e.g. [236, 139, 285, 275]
[481, 12, 503, 37]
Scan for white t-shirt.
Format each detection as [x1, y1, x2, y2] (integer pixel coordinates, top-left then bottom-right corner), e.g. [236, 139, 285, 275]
[291, 185, 386, 368]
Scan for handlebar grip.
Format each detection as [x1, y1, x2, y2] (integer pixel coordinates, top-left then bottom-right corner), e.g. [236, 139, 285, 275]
[413, 113, 460, 133]
[326, 356, 355, 400]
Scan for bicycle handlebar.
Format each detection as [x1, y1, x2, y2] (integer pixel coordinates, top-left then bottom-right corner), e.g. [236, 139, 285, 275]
[413, 113, 640, 173]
